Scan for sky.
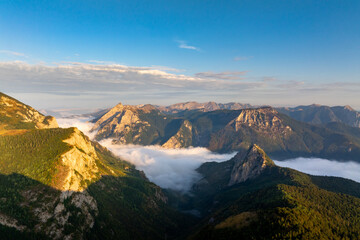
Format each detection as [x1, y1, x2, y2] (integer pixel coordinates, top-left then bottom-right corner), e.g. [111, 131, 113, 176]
[0, 0, 359, 111]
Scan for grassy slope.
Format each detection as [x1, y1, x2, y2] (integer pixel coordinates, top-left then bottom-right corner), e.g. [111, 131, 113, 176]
[0, 92, 38, 130]
[0, 128, 73, 185]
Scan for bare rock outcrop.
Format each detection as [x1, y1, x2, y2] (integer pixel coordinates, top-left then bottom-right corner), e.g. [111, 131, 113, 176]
[228, 144, 274, 186]
[92, 102, 151, 142]
[162, 120, 193, 148]
[56, 128, 100, 192]
[229, 107, 292, 134]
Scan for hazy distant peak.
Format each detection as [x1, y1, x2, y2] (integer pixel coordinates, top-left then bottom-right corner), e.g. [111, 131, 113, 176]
[277, 103, 360, 128]
[157, 101, 253, 113]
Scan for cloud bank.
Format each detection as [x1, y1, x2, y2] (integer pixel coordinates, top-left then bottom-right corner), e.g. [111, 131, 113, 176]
[1, 61, 360, 110]
[274, 158, 360, 183]
[57, 117, 97, 140]
[99, 140, 235, 192]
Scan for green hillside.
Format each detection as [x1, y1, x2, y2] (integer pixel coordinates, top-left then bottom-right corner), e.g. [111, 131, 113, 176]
[184, 146, 360, 239]
[0, 128, 73, 185]
[0, 92, 58, 131]
[0, 94, 190, 239]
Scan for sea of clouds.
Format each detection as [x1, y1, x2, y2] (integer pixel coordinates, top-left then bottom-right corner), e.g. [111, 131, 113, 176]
[98, 140, 235, 192]
[57, 116, 360, 192]
[274, 158, 360, 183]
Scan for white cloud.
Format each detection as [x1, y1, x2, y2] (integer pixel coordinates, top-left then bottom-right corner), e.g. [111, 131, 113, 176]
[1, 60, 359, 110]
[99, 140, 235, 192]
[195, 71, 247, 80]
[0, 61, 260, 97]
[57, 116, 97, 140]
[0, 50, 27, 57]
[177, 40, 200, 51]
[274, 158, 360, 183]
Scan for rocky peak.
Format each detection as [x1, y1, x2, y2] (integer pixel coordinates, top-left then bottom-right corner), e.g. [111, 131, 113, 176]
[228, 144, 274, 186]
[230, 107, 292, 133]
[343, 105, 355, 111]
[137, 104, 157, 113]
[92, 102, 151, 142]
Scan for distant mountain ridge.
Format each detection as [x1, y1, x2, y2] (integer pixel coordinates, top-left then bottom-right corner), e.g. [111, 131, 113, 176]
[277, 104, 360, 128]
[91, 102, 360, 162]
[155, 101, 254, 113]
[91, 101, 360, 129]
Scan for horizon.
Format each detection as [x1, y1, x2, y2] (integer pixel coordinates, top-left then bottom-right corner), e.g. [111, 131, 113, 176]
[3, 91, 359, 117]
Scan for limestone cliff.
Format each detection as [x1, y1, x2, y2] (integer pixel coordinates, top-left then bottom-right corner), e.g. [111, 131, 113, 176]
[228, 144, 274, 186]
[229, 107, 292, 133]
[162, 120, 193, 148]
[55, 128, 100, 192]
[92, 102, 151, 143]
[37, 127, 100, 239]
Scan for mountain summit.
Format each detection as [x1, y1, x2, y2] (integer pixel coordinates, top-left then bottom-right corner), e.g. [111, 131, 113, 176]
[229, 144, 274, 186]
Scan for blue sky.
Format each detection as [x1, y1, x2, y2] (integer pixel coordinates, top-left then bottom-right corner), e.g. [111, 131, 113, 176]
[0, 0, 359, 110]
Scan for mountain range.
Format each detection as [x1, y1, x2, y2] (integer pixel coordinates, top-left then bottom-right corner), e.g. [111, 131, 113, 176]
[2, 92, 360, 239]
[149, 101, 360, 128]
[90, 102, 360, 161]
[277, 104, 360, 128]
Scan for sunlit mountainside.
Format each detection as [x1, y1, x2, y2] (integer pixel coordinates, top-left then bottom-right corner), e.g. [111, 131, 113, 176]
[89, 101, 360, 161]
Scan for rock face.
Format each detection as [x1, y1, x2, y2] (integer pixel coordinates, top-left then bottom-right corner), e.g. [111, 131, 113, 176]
[162, 120, 193, 148]
[229, 107, 292, 134]
[228, 144, 274, 186]
[37, 127, 100, 239]
[92, 102, 152, 143]
[22, 189, 98, 240]
[56, 128, 100, 192]
[0, 92, 58, 129]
